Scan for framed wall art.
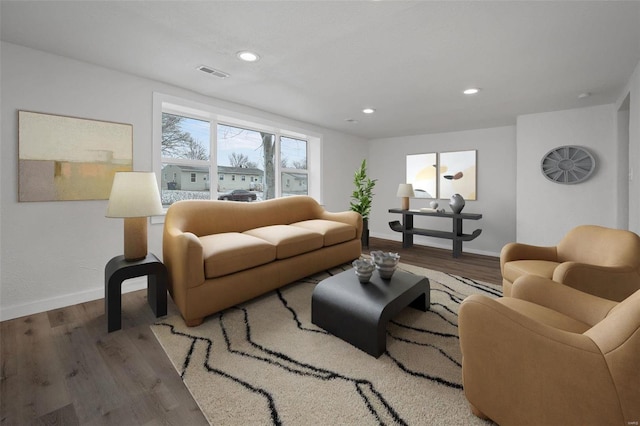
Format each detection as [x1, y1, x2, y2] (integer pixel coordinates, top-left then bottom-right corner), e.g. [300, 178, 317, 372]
[18, 111, 133, 202]
[406, 153, 438, 198]
[439, 149, 477, 200]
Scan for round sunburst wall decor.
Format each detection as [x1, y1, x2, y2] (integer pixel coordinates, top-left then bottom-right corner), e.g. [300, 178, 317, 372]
[540, 145, 595, 184]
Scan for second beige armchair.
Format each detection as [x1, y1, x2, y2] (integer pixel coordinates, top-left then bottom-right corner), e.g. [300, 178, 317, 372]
[459, 275, 640, 425]
[500, 225, 640, 301]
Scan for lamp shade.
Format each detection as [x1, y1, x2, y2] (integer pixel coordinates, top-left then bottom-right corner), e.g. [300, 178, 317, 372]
[396, 183, 415, 198]
[106, 172, 164, 218]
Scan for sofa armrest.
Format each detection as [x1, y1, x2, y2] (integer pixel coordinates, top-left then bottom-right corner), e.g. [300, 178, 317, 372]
[511, 275, 617, 326]
[163, 228, 205, 290]
[553, 262, 640, 302]
[500, 242, 557, 273]
[319, 210, 363, 239]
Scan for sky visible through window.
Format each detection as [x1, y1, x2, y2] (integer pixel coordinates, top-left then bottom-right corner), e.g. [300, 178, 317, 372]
[218, 124, 266, 169]
[180, 120, 306, 169]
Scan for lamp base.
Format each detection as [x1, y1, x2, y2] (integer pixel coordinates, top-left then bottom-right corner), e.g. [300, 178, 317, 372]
[401, 197, 410, 210]
[124, 217, 148, 261]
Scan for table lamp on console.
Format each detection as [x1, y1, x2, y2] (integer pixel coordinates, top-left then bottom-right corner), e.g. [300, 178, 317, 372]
[396, 183, 415, 210]
[106, 171, 164, 261]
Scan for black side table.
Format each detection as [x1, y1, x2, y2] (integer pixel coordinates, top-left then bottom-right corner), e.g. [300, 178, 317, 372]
[105, 253, 168, 332]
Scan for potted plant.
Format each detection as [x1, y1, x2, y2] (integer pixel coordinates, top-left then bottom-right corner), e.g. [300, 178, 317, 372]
[350, 159, 377, 248]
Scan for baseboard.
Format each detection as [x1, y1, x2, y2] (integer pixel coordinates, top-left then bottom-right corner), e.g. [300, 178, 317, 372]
[0, 277, 148, 322]
[369, 231, 500, 258]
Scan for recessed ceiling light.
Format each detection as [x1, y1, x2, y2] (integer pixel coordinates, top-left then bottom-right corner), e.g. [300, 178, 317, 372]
[345, 118, 359, 123]
[463, 88, 480, 95]
[362, 108, 376, 114]
[578, 92, 591, 99]
[237, 51, 260, 62]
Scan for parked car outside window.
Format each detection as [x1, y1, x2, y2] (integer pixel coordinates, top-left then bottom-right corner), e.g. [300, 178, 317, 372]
[217, 189, 257, 202]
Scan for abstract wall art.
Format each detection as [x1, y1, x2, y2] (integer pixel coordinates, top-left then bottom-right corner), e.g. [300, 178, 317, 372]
[18, 111, 132, 202]
[439, 150, 477, 200]
[406, 152, 438, 198]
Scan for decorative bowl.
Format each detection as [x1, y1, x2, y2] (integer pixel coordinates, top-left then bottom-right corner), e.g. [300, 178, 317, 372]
[352, 258, 376, 283]
[370, 251, 400, 280]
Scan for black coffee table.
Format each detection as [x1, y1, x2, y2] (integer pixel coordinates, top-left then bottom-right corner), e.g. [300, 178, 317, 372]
[311, 268, 430, 357]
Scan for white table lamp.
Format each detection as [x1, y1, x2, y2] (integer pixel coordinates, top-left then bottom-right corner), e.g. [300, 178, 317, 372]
[106, 172, 164, 261]
[397, 183, 415, 210]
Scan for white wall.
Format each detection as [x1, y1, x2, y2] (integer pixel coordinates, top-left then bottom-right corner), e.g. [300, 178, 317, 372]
[0, 42, 366, 320]
[616, 101, 630, 229]
[619, 60, 640, 235]
[367, 126, 517, 257]
[515, 104, 620, 245]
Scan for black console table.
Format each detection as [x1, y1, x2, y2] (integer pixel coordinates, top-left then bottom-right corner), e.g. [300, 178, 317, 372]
[389, 208, 482, 258]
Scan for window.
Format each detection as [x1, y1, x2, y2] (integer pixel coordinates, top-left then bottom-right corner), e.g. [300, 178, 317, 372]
[155, 94, 320, 208]
[280, 136, 308, 197]
[218, 125, 310, 200]
[160, 112, 211, 206]
[217, 124, 275, 199]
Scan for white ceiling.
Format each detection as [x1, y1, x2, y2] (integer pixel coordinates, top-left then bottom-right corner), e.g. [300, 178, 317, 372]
[2, 1, 639, 139]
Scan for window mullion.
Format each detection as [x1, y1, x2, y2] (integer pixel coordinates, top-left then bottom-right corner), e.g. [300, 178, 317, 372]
[275, 132, 282, 198]
[211, 119, 219, 200]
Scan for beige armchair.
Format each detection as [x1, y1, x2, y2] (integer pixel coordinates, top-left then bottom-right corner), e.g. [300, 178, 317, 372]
[459, 275, 640, 426]
[501, 225, 640, 301]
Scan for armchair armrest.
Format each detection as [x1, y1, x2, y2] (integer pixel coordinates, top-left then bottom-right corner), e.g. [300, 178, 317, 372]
[553, 262, 640, 301]
[511, 275, 617, 326]
[500, 242, 557, 273]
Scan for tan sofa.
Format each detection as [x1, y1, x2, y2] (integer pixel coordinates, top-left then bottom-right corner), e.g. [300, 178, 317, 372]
[163, 196, 362, 326]
[459, 275, 640, 426]
[501, 225, 640, 301]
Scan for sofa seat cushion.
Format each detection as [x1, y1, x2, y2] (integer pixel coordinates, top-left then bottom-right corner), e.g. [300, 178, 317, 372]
[503, 260, 559, 283]
[244, 225, 323, 259]
[200, 232, 276, 278]
[497, 297, 591, 334]
[290, 219, 356, 247]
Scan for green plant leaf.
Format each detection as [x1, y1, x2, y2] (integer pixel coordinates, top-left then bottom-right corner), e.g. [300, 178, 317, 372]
[350, 159, 376, 219]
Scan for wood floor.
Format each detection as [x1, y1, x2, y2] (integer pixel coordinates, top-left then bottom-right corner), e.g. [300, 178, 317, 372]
[366, 237, 502, 285]
[0, 238, 501, 425]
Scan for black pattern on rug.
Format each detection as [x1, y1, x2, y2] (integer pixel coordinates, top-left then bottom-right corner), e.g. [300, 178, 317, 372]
[155, 322, 283, 425]
[152, 264, 500, 425]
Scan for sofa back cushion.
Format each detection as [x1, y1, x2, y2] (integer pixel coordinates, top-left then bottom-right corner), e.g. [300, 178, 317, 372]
[244, 225, 323, 259]
[290, 219, 356, 246]
[165, 196, 326, 237]
[557, 225, 640, 268]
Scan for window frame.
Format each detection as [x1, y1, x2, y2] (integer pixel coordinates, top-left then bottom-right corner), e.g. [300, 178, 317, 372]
[152, 93, 322, 222]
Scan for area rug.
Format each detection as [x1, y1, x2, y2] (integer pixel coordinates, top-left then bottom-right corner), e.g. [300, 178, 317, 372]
[151, 263, 501, 425]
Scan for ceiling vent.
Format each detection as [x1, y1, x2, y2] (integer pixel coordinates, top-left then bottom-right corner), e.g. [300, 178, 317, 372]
[196, 65, 229, 79]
